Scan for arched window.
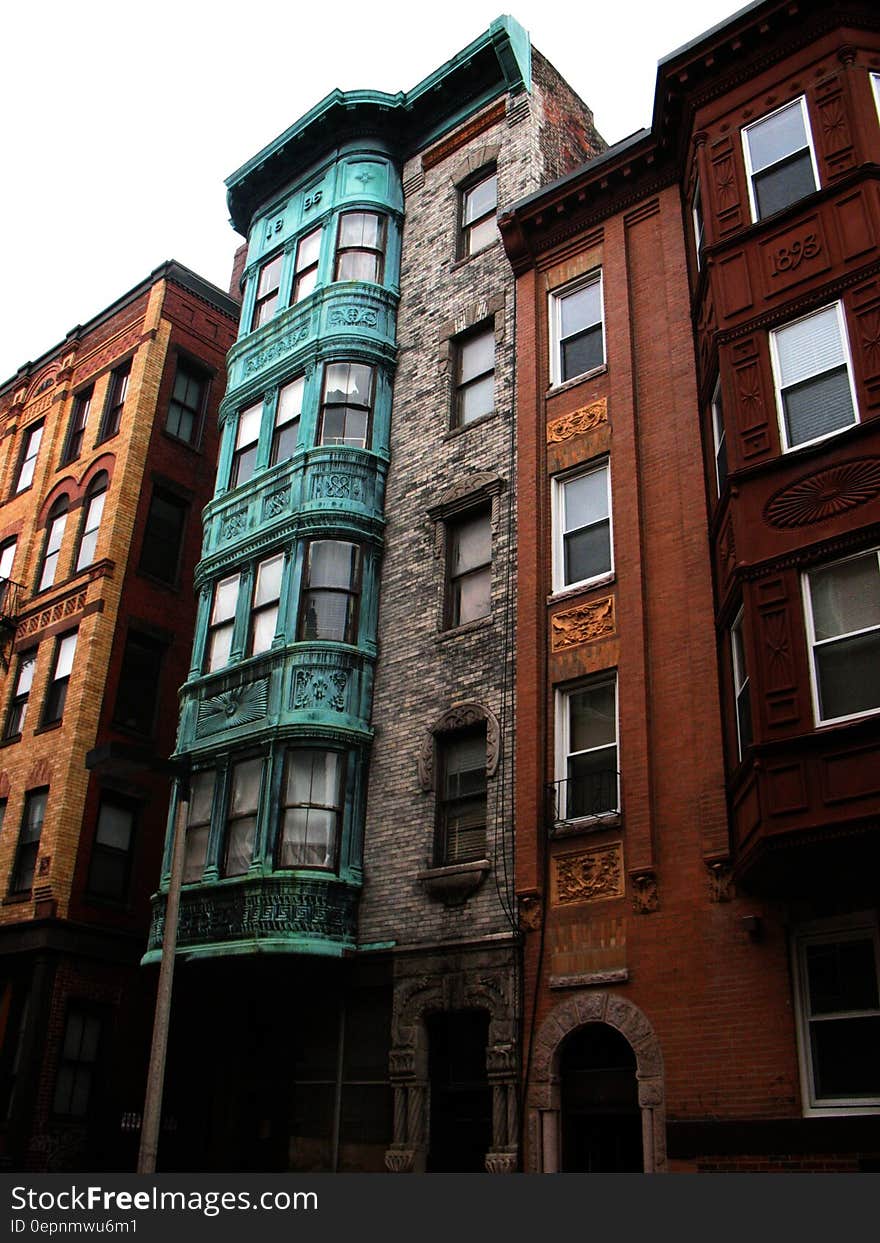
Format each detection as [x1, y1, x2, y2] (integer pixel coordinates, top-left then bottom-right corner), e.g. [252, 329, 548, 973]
[75, 473, 109, 572]
[37, 498, 69, 592]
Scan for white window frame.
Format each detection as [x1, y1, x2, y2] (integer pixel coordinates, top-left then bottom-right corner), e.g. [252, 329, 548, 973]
[742, 95, 820, 224]
[730, 608, 751, 760]
[769, 301, 859, 453]
[791, 913, 880, 1116]
[802, 547, 880, 728]
[551, 460, 613, 595]
[692, 176, 705, 270]
[710, 376, 727, 496]
[554, 673, 619, 823]
[871, 73, 880, 124]
[549, 271, 605, 387]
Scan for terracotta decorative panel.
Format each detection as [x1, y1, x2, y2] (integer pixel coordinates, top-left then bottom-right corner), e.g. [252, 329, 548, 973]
[550, 595, 615, 651]
[547, 397, 608, 443]
[820, 744, 880, 805]
[813, 77, 855, 177]
[731, 339, 771, 457]
[851, 282, 880, 408]
[709, 134, 743, 235]
[552, 842, 624, 906]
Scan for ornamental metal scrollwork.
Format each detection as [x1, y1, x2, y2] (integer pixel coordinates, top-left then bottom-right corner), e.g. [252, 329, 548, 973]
[292, 668, 348, 713]
[196, 679, 269, 736]
[243, 326, 310, 375]
[263, 489, 290, 519]
[221, 509, 247, 540]
[313, 473, 364, 501]
[328, 307, 379, 328]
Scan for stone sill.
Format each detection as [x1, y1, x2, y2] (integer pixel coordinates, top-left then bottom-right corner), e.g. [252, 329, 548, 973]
[550, 968, 629, 990]
[418, 858, 491, 905]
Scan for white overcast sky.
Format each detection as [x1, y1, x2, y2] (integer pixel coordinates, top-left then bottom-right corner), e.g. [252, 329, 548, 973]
[0, 0, 743, 381]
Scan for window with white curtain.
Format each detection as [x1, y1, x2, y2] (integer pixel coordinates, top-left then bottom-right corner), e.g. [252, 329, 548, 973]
[770, 303, 857, 450]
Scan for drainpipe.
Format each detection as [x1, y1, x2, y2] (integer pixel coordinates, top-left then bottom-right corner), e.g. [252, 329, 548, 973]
[137, 775, 190, 1175]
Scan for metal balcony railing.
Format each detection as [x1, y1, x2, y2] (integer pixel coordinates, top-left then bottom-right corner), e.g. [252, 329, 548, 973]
[546, 771, 620, 828]
[0, 577, 25, 627]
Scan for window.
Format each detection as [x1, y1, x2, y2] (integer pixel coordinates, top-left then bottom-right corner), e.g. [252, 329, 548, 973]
[318, 363, 374, 448]
[793, 917, 880, 1112]
[113, 631, 164, 734]
[230, 400, 262, 486]
[223, 757, 262, 876]
[10, 788, 46, 894]
[249, 553, 283, 655]
[166, 360, 207, 445]
[692, 177, 705, 268]
[454, 325, 495, 427]
[770, 303, 857, 451]
[730, 609, 752, 759]
[183, 772, 215, 884]
[552, 462, 612, 592]
[270, 376, 303, 465]
[334, 212, 386, 283]
[447, 511, 491, 627]
[251, 253, 283, 329]
[873, 73, 880, 123]
[460, 170, 497, 256]
[293, 227, 321, 302]
[63, 388, 93, 463]
[298, 540, 361, 644]
[436, 728, 487, 865]
[14, 422, 43, 494]
[205, 573, 241, 671]
[41, 631, 77, 726]
[74, 473, 108, 572]
[551, 273, 605, 385]
[87, 797, 135, 901]
[99, 361, 131, 440]
[37, 500, 69, 592]
[804, 549, 880, 725]
[743, 97, 818, 222]
[711, 378, 728, 495]
[557, 676, 619, 820]
[5, 649, 37, 738]
[52, 1007, 102, 1117]
[0, 539, 17, 613]
[277, 749, 343, 869]
[139, 487, 188, 584]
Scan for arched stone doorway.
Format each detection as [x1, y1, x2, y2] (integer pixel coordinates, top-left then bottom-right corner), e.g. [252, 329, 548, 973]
[527, 992, 666, 1173]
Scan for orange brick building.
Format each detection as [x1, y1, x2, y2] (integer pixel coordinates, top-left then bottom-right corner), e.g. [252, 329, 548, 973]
[0, 263, 237, 1171]
[501, 0, 880, 1171]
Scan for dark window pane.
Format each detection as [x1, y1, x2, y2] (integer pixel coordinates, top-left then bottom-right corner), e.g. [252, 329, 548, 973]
[783, 366, 854, 447]
[562, 324, 604, 381]
[567, 747, 618, 817]
[810, 1016, 880, 1099]
[816, 630, 880, 720]
[754, 150, 816, 219]
[807, 939, 879, 1014]
[139, 490, 187, 583]
[564, 521, 611, 584]
[114, 633, 164, 733]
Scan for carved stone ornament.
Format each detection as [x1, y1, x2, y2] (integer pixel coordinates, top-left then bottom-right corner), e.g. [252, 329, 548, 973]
[19, 592, 87, 639]
[550, 595, 615, 652]
[706, 859, 734, 904]
[384, 1148, 416, 1173]
[764, 459, 880, 528]
[196, 679, 270, 737]
[485, 1151, 517, 1174]
[517, 891, 543, 932]
[418, 701, 500, 790]
[554, 844, 624, 906]
[630, 869, 659, 914]
[547, 397, 608, 444]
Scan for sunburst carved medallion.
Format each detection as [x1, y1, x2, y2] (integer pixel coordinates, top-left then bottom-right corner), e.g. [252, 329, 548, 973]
[765, 459, 880, 528]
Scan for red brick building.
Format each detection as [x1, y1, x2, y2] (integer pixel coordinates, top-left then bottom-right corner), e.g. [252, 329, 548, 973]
[501, 0, 880, 1171]
[0, 263, 237, 1170]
